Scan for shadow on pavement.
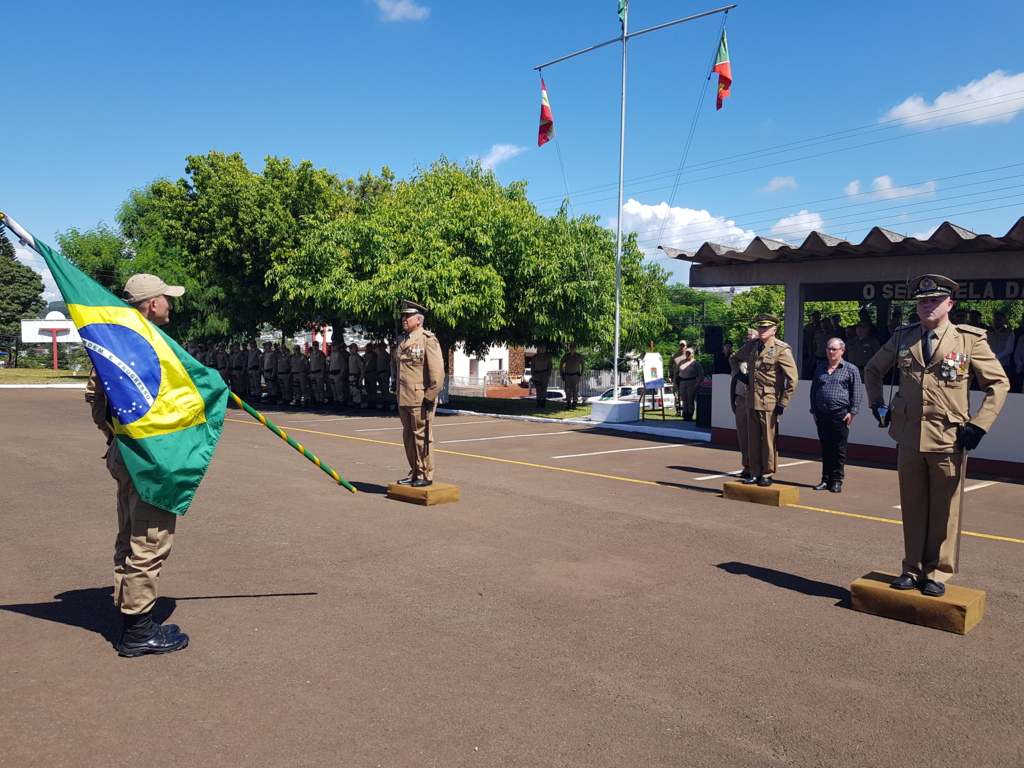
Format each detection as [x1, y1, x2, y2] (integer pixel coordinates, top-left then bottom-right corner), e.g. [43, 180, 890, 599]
[0, 586, 133, 647]
[350, 480, 390, 495]
[716, 561, 851, 607]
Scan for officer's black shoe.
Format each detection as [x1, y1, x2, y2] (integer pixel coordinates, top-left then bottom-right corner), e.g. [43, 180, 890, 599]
[757, 476, 773, 487]
[813, 481, 829, 491]
[411, 479, 432, 488]
[397, 478, 414, 485]
[741, 476, 760, 485]
[117, 612, 189, 658]
[920, 579, 946, 597]
[890, 575, 917, 590]
[829, 482, 842, 493]
[738, 470, 751, 479]
[155, 621, 180, 636]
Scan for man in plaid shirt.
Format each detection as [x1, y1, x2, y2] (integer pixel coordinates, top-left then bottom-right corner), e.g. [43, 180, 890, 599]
[809, 338, 862, 493]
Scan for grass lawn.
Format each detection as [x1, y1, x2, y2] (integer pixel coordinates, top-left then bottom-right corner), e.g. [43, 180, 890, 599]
[0, 368, 88, 384]
[445, 395, 688, 422]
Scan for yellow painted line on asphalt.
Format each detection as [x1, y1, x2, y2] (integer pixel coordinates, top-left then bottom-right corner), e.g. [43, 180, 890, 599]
[227, 418, 1024, 545]
[790, 504, 1024, 544]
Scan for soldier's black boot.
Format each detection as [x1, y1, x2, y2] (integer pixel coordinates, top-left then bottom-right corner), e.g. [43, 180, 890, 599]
[117, 611, 189, 658]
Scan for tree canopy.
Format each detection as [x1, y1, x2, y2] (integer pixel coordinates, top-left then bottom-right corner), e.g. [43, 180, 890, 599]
[0, 232, 46, 353]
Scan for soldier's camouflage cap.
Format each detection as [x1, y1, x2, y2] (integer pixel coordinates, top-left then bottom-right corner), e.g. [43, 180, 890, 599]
[754, 313, 779, 327]
[909, 274, 959, 299]
[399, 300, 429, 316]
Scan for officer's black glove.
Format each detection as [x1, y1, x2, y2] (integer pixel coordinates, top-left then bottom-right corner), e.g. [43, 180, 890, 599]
[870, 403, 886, 426]
[956, 423, 986, 452]
[773, 404, 785, 416]
[735, 372, 749, 386]
[422, 398, 435, 412]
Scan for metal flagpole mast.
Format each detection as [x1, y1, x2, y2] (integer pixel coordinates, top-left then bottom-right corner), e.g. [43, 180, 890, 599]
[535, 3, 736, 395]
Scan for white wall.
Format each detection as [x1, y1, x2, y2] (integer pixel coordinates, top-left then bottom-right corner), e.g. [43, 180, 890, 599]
[710, 374, 1022, 465]
[452, 343, 509, 378]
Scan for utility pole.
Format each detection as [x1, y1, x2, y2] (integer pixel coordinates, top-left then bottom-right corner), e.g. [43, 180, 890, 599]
[535, 2, 736, 390]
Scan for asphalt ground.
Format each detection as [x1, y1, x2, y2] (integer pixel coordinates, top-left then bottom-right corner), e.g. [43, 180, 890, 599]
[2, 389, 1023, 768]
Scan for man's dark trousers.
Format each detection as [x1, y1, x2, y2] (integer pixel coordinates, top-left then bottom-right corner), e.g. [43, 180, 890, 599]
[815, 411, 849, 482]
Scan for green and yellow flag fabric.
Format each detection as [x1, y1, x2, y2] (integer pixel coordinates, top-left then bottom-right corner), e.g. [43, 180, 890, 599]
[1, 214, 228, 515]
[618, 0, 628, 31]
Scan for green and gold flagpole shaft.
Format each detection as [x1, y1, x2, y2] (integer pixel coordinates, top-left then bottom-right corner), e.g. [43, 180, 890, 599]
[229, 391, 357, 493]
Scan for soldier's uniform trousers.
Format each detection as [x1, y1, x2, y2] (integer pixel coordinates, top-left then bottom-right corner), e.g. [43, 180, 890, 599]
[897, 445, 965, 584]
[348, 374, 362, 404]
[279, 371, 293, 402]
[534, 373, 551, 405]
[231, 367, 245, 392]
[399, 402, 435, 481]
[249, 367, 262, 396]
[677, 377, 699, 417]
[377, 370, 391, 405]
[734, 392, 750, 474]
[331, 371, 348, 402]
[747, 408, 780, 478]
[310, 371, 325, 403]
[107, 440, 176, 615]
[564, 373, 581, 405]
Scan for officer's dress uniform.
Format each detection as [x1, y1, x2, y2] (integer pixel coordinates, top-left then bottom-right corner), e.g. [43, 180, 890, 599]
[308, 346, 327, 404]
[247, 345, 262, 396]
[729, 323, 798, 482]
[865, 299, 1008, 587]
[276, 348, 292, 403]
[348, 349, 365, 406]
[731, 362, 751, 477]
[392, 325, 445, 482]
[531, 350, 552, 406]
[559, 351, 586, 407]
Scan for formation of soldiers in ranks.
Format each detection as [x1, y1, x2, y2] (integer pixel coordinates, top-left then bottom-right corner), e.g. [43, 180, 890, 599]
[184, 339, 394, 409]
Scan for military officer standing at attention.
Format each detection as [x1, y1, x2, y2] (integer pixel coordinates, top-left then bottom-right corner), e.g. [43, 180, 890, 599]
[668, 340, 689, 415]
[290, 344, 310, 405]
[729, 314, 799, 486]
[261, 341, 276, 400]
[559, 344, 587, 408]
[391, 301, 445, 486]
[276, 343, 293, 404]
[864, 275, 1008, 596]
[675, 348, 704, 422]
[362, 343, 378, 408]
[246, 341, 262, 397]
[531, 344, 553, 407]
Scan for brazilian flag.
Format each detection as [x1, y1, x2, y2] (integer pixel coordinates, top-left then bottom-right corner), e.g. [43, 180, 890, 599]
[16, 222, 228, 515]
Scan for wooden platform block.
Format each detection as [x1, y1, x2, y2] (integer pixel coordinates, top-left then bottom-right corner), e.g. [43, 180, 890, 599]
[850, 571, 985, 634]
[722, 480, 799, 507]
[386, 482, 460, 506]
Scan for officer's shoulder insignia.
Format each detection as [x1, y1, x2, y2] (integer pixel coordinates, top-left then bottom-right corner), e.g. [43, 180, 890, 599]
[427, 337, 439, 350]
[956, 324, 985, 337]
[775, 340, 791, 348]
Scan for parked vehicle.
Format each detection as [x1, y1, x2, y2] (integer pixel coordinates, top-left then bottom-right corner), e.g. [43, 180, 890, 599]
[586, 386, 675, 408]
[522, 388, 567, 402]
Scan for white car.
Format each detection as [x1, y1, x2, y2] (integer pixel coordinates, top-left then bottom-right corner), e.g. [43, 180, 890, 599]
[523, 388, 566, 402]
[586, 386, 675, 408]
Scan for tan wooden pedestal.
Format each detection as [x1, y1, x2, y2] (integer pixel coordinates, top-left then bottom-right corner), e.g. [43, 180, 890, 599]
[722, 480, 799, 507]
[386, 482, 460, 506]
[851, 571, 985, 634]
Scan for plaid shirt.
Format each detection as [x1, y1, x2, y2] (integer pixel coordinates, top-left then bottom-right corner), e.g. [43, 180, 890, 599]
[809, 358, 862, 415]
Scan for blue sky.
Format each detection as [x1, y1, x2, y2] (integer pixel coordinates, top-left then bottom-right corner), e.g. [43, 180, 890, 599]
[4, 0, 1024, 299]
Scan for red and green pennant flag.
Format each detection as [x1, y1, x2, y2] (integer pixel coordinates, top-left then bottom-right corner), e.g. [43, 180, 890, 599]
[1, 213, 228, 516]
[538, 78, 555, 147]
[713, 28, 732, 110]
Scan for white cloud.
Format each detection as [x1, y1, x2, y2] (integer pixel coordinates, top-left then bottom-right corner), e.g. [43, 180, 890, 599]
[882, 70, 1024, 128]
[477, 143, 528, 171]
[755, 176, 797, 194]
[375, 0, 430, 22]
[12, 243, 60, 302]
[911, 225, 940, 241]
[770, 210, 825, 244]
[844, 175, 936, 201]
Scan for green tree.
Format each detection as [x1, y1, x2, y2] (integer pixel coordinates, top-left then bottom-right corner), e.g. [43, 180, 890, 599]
[54, 222, 126, 290]
[0, 232, 46, 362]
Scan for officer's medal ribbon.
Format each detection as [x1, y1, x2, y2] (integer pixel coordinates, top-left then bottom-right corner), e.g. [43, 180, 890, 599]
[411, 343, 423, 360]
[941, 352, 961, 381]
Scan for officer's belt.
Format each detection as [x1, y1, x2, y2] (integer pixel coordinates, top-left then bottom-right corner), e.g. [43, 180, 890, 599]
[563, 372, 581, 376]
[330, 369, 342, 375]
[231, 366, 243, 370]
[310, 369, 323, 374]
[533, 368, 550, 373]
[679, 376, 697, 381]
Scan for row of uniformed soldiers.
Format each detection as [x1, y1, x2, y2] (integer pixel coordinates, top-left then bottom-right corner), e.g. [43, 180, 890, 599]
[184, 340, 394, 408]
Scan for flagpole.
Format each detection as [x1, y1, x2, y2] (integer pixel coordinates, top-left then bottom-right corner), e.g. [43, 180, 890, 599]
[534, 3, 736, 397]
[229, 392, 358, 493]
[613, 6, 628, 391]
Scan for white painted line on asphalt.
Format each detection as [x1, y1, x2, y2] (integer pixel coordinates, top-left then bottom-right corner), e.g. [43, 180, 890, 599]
[285, 417, 379, 423]
[551, 443, 698, 459]
[693, 460, 811, 481]
[355, 420, 494, 432]
[893, 479, 1006, 509]
[440, 431, 576, 444]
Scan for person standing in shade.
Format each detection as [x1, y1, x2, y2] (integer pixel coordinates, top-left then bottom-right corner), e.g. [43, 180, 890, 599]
[347, 343, 364, 409]
[391, 301, 445, 487]
[668, 340, 688, 414]
[246, 341, 262, 397]
[809, 338, 861, 493]
[675, 348, 704, 421]
[559, 344, 586, 408]
[362, 343, 378, 409]
[276, 343, 293, 405]
[261, 341, 276, 401]
[290, 344, 309, 405]
[329, 342, 348, 407]
[844, 322, 881, 379]
[729, 314, 799, 487]
[865, 275, 1008, 596]
[85, 273, 190, 657]
[375, 342, 392, 410]
[308, 340, 327, 406]
[531, 344, 553, 407]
